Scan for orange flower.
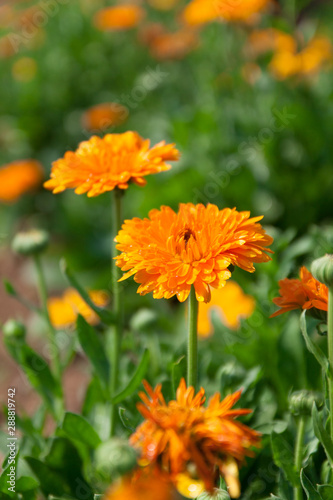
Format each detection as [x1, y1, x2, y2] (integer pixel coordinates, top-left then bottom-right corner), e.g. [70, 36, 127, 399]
[116, 203, 273, 303]
[44, 132, 179, 197]
[130, 379, 261, 498]
[82, 103, 128, 132]
[271, 267, 328, 318]
[47, 288, 109, 328]
[104, 466, 178, 500]
[0, 160, 44, 203]
[94, 5, 145, 31]
[198, 281, 255, 337]
[247, 28, 296, 57]
[182, 0, 270, 26]
[146, 28, 199, 60]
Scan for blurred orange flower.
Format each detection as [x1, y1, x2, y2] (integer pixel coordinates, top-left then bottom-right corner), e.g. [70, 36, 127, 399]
[47, 288, 109, 329]
[198, 281, 255, 337]
[82, 103, 128, 132]
[0, 35, 16, 59]
[130, 379, 261, 498]
[145, 28, 199, 60]
[104, 466, 178, 500]
[0, 160, 44, 203]
[94, 4, 145, 31]
[247, 28, 296, 57]
[182, 0, 270, 26]
[271, 267, 328, 317]
[44, 132, 179, 197]
[116, 203, 273, 303]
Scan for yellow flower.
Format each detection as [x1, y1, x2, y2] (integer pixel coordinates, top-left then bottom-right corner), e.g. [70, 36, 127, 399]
[116, 203, 273, 303]
[198, 281, 255, 337]
[44, 132, 180, 197]
[182, 0, 270, 26]
[47, 288, 109, 329]
[130, 379, 261, 498]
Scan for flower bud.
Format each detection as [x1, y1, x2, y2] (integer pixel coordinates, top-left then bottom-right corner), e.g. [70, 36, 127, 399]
[197, 489, 231, 500]
[311, 254, 333, 288]
[94, 438, 138, 481]
[2, 319, 26, 340]
[12, 229, 49, 256]
[289, 390, 324, 417]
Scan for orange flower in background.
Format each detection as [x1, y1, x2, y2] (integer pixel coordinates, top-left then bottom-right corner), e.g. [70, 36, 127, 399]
[82, 103, 128, 132]
[0, 160, 44, 203]
[130, 379, 261, 498]
[44, 132, 179, 196]
[271, 266, 328, 318]
[94, 5, 145, 31]
[248, 28, 296, 57]
[116, 203, 273, 303]
[47, 288, 109, 329]
[147, 28, 199, 60]
[104, 466, 178, 500]
[182, 0, 270, 26]
[198, 281, 255, 337]
[0, 35, 16, 59]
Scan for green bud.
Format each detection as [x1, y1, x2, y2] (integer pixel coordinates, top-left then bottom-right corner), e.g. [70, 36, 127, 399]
[94, 438, 138, 481]
[197, 489, 231, 500]
[12, 229, 49, 256]
[2, 319, 26, 340]
[311, 254, 333, 288]
[289, 390, 324, 417]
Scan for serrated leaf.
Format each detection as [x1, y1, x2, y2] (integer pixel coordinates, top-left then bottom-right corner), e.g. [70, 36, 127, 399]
[300, 469, 322, 499]
[312, 404, 333, 467]
[111, 349, 150, 404]
[62, 412, 101, 449]
[76, 315, 110, 394]
[271, 432, 298, 487]
[300, 311, 330, 376]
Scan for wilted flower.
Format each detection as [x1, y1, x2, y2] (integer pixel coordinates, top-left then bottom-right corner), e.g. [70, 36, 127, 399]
[47, 288, 109, 328]
[271, 266, 328, 317]
[82, 102, 128, 132]
[0, 159, 44, 203]
[198, 281, 255, 337]
[116, 203, 273, 303]
[44, 132, 179, 197]
[94, 5, 145, 31]
[182, 0, 270, 26]
[130, 379, 260, 498]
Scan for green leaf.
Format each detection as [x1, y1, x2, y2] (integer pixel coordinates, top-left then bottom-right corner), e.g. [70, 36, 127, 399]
[118, 407, 135, 432]
[312, 404, 333, 467]
[300, 469, 322, 500]
[62, 412, 101, 449]
[318, 484, 333, 500]
[76, 315, 110, 394]
[271, 432, 298, 487]
[111, 349, 150, 404]
[300, 311, 330, 376]
[25, 457, 67, 498]
[172, 356, 186, 397]
[16, 476, 40, 492]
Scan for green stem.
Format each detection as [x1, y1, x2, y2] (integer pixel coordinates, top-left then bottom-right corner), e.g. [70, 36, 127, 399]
[294, 416, 306, 500]
[110, 188, 124, 436]
[187, 286, 199, 390]
[34, 255, 62, 383]
[328, 288, 333, 441]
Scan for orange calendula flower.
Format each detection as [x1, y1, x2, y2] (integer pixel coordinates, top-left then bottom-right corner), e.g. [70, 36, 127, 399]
[44, 132, 179, 197]
[82, 102, 128, 132]
[116, 203, 273, 303]
[247, 28, 297, 58]
[182, 0, 270, 26]
[198, 281, 255, 337]
[271, 266, 328, 318]
[104, 466, 178, 500]
[130, 379, 261, 498]
[0, 160, 44, 203]
[146, 28, 199, 61]
[47, 288, 109, 328]
[94, 5, 145, 31]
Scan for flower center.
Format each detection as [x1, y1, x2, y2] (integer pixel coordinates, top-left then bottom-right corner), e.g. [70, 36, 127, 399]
[174, 226, 201, 263]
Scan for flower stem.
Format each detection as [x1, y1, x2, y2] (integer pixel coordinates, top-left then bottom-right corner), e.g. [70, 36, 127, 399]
[293, 416, 305, 500]
[187, 286, 198, 390]
[328, 288, 333, 441]
[34, 255, 62, 380]
[110, 188, 124, 436]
